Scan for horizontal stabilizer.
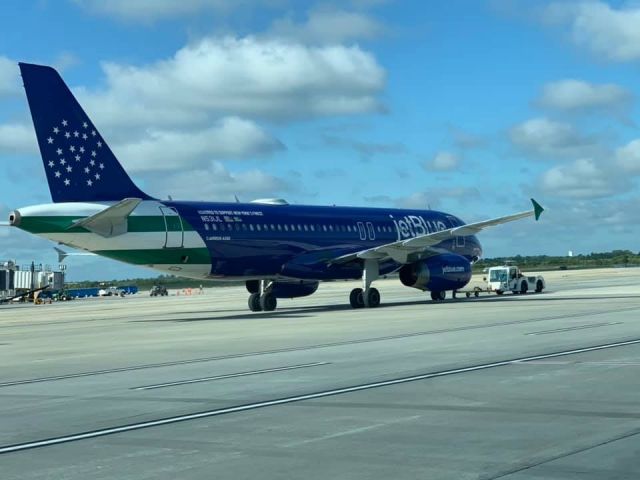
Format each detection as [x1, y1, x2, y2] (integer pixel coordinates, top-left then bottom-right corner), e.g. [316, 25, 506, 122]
[54, 247, 96, 263]
[70, 198, 142, 237]
[0, 221, 10, 226]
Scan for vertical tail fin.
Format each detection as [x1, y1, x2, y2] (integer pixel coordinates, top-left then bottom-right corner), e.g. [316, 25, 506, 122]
[19, 63, 151, 203]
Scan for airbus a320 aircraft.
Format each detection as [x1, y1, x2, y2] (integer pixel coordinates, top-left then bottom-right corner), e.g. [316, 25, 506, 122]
[3, 63, 544, 311]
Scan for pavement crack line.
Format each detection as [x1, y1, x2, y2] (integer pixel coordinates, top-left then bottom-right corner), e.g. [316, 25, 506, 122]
[2, 305, 639, 389]
[1, 337, 640, 455]
[479, 425, 640, 480]
[132, 362, 330, 391]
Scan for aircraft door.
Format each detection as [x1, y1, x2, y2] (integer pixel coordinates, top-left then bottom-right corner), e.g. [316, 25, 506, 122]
[159, 206, 184, 248]
[357, 222, 367, 240]
[366, 222, 375, 240]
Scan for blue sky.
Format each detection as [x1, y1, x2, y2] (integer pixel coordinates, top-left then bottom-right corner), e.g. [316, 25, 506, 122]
[1, 0, 639, 280]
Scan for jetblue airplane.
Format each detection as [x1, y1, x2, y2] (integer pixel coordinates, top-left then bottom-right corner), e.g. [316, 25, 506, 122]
[3, 63, 543, 311]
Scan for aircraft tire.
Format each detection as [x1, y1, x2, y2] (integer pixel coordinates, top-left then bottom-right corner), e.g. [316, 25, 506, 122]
[349, 288, 364, 308]
[495, 290, 503, 295]
[260, 292, 277, 311]
[535, 280, 544, 293]
[363, 287, 380, 308]
[520, 281, 528, 294]
[248, 293, 262, 312]
[430, 291, 446, 301]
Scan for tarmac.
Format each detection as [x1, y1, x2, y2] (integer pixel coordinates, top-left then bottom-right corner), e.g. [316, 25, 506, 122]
[1, 267, 639, 479]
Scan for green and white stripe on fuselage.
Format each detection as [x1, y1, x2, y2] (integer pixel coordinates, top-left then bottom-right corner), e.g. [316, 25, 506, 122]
[13, 200, 212, 278]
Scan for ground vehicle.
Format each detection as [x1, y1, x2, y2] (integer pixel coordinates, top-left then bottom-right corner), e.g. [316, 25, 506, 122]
[486, 266, 545, 295]
[150, 285, 168, 297]
[98, 286, 125, 297]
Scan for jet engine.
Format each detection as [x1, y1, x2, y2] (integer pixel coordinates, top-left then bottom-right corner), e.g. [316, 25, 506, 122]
[399, 254, 472, 292]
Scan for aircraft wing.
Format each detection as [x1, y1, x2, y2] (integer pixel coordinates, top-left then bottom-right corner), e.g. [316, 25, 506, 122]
[70, 198, 142, 237]
[331, 199, 544, 265]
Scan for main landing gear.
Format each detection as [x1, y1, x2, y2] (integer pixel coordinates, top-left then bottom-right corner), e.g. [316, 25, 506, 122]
[430, 291, 446, 302]
[247, 281, 277, 312]
[350, 259, 381, 309]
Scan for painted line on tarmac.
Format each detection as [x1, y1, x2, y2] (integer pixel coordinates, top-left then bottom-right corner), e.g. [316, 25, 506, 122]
[132, 362, 330, 390]
[3, 306, 639, 389]
[526, 322, 623, 336]
[2, 338, 640, 455]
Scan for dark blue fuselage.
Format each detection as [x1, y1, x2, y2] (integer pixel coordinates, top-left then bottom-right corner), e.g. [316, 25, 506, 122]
[169, 201, 483, 280]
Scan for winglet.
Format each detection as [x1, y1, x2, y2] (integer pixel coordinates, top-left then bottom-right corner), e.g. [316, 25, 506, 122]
[531, 198, 544, 221]
[54, 247, 69, 263]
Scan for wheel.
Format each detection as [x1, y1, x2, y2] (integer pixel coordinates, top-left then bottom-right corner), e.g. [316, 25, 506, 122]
[363, 287, 380, 308]
[520, 281, 528, 294]
[248, 292, 262, 312]
[466, 292, 471, 298]
[495, 290, 503, 295]
[349, 288, 364, 308]
[535, 280, 544, 293]
[259, 292, 277, 311]
[452, 291, 457, 299]
[430, 291, 446, 301]
[474, 291, 480, 298]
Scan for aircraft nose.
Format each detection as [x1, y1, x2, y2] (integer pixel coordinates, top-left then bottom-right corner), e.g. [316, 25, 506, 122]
[8, 210, 21, 227]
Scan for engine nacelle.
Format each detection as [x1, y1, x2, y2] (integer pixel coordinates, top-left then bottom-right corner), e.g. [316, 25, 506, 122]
[271, 280, 319, 299]
[399, 254, 472, 292]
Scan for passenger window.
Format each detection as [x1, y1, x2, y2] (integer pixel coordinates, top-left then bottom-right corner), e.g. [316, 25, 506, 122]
[284, 224, 289, 231]
[211, 224, 218, 231]
[322, 225, 327, 232]
[249, 224, 254, 231]
[310, 225, 315, 231]
[277, 224, 282, 231]
[256, 224, 262, 231]
[304, 225, 309, 231]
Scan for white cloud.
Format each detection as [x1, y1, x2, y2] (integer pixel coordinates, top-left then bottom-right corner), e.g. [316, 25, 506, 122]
[537, 79, 632, 113]
[87, 36, 385, 124]
[0, 123, 38, 154]
[270, 8, 385, 43]
[393, 187, 480, 209]
[616, 139, 640, 173]
[148, 161, 291, 201]
[540, 158, 628, 199]
[509, 117, 596, 158]
[546, 1, 640, 62]
[323, 135, 405, 159]
[113, 117, 284, 172]
[425, 151, 460, 171]
[0, 56, 20, 98]
[73, 0, 271, 22]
